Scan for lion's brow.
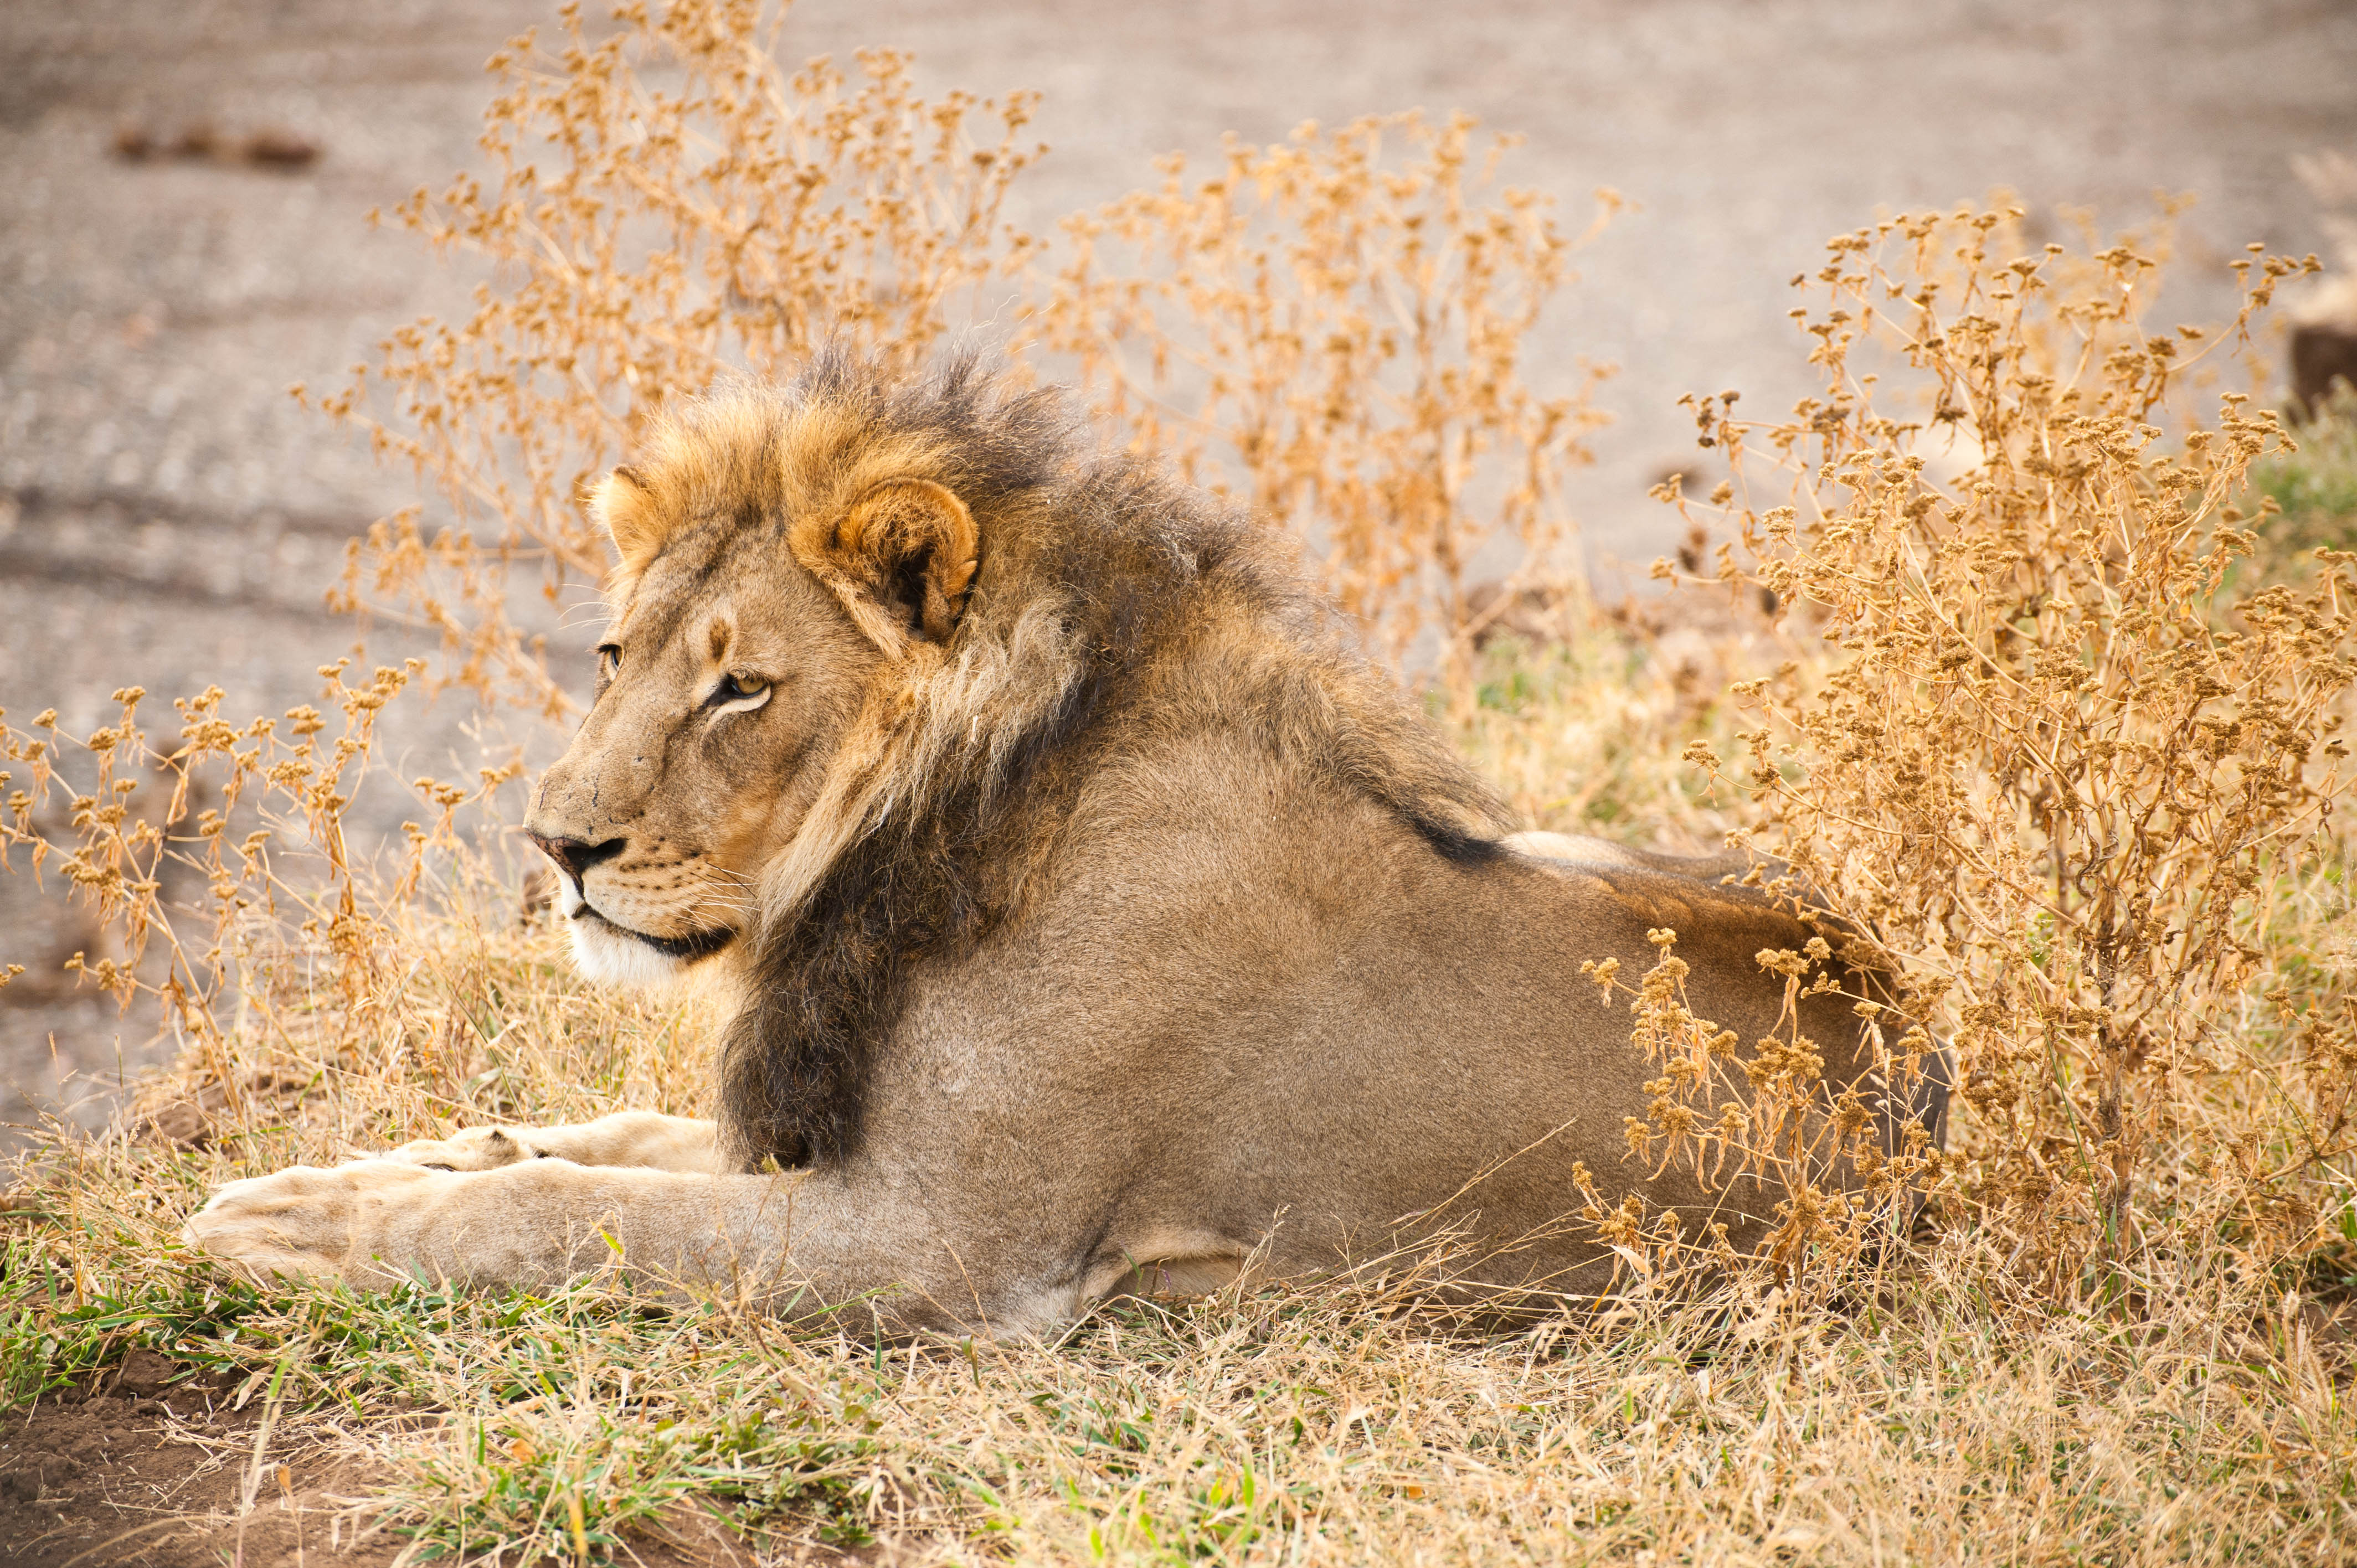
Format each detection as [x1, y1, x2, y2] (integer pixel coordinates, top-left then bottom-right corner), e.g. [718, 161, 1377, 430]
[614, 533, 736, 651]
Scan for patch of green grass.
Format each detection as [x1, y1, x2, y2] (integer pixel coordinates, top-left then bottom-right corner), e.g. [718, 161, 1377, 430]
[1454, 628, 1743, 851]
[2252, 400, 2357, 560]
[0, 1235, 265, 1405]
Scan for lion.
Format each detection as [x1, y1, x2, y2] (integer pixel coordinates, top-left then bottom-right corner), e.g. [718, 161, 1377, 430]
[189, 354, 1947, 1334]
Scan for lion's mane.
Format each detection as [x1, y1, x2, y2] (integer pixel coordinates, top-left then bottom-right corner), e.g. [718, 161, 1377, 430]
[645, 354, 1515, 1172]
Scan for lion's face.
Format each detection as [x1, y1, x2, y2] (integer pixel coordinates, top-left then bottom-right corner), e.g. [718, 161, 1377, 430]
[524, 399, 984, 989]
[527, 524, 884, 987]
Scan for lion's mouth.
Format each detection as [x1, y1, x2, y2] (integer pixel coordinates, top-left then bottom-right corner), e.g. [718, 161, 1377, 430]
[576, 905, 739, 962]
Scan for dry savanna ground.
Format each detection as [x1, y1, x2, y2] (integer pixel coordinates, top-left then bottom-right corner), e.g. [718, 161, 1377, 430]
[3, 3, 2356, 1563]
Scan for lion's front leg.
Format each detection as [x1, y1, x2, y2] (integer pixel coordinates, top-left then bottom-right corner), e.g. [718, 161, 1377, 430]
[186, 1160, 462, 1286]
[188, 1159, 1070, 1334]
[382, 1111, 719, 1174]
[189, 1158, 686, 1293]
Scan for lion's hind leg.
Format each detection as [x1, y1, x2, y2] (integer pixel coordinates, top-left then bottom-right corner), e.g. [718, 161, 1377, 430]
[385, 1111, 719, 1174]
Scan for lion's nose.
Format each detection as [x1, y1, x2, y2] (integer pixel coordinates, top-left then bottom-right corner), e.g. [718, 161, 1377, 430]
[529, 832, 624, 893]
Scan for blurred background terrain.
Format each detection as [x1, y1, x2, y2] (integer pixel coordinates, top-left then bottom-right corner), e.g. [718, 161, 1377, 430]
[5, 0, 2357, 1139]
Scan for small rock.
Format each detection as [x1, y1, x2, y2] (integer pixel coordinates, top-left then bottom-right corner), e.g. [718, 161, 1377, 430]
[240, 128, 320, 168]
[2292, 323, 2357, 421]
[107, 120, 321, 171]
[112, 1347, 186, 1399]
[1464, 579, 1582, 652]
[167, 121, 221, 159]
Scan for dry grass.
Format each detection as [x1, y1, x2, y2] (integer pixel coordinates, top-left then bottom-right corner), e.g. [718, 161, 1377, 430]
[2, 1, 2355, 1561]
[4, 737, 2351, 1564]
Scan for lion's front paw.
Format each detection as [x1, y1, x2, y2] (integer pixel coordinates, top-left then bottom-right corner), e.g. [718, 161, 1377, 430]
[186, 1159, 449, 1286]
[384, 1125, 544, 1172]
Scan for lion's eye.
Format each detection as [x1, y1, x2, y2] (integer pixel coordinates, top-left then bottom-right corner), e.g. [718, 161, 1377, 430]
[706, 672, 771, 711]
[596, 643, 622, 681]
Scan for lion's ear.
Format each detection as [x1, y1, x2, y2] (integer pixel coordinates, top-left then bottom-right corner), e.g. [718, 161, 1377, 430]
[795, 478, 980, 655]
[589, 465, 665, 570]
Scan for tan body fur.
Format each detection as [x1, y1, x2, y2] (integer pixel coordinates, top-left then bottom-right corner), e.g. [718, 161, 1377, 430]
[191, 357, 1943, 1335]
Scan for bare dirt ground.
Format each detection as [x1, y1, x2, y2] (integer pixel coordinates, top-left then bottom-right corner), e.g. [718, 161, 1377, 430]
[0, 1358, 402, 1568]
[2, 0, 2355, 1136]
[0, 1355, 762, 1567]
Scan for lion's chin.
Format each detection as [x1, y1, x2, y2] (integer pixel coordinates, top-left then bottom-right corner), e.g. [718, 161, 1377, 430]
[563, 908, 737, 991]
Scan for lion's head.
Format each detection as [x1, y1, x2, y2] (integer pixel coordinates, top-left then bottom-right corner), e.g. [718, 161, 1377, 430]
[526, 359, 1056, 987]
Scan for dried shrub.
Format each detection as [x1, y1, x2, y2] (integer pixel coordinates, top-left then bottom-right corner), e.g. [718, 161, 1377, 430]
[316, 0, 1047, 710]
[318, 2, 1601, 715]
[1568, 926, 1941, 1303]
[0, 665, 542, 1121]
[1031, 115, 1615, 699]
[1649, 207, 2357, 1292]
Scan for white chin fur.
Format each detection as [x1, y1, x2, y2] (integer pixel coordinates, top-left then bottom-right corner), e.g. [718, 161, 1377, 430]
[564, 912, 693, 990]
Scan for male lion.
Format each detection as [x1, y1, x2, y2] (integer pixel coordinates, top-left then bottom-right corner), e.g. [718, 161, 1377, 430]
[191, 355, 1944, 1334]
